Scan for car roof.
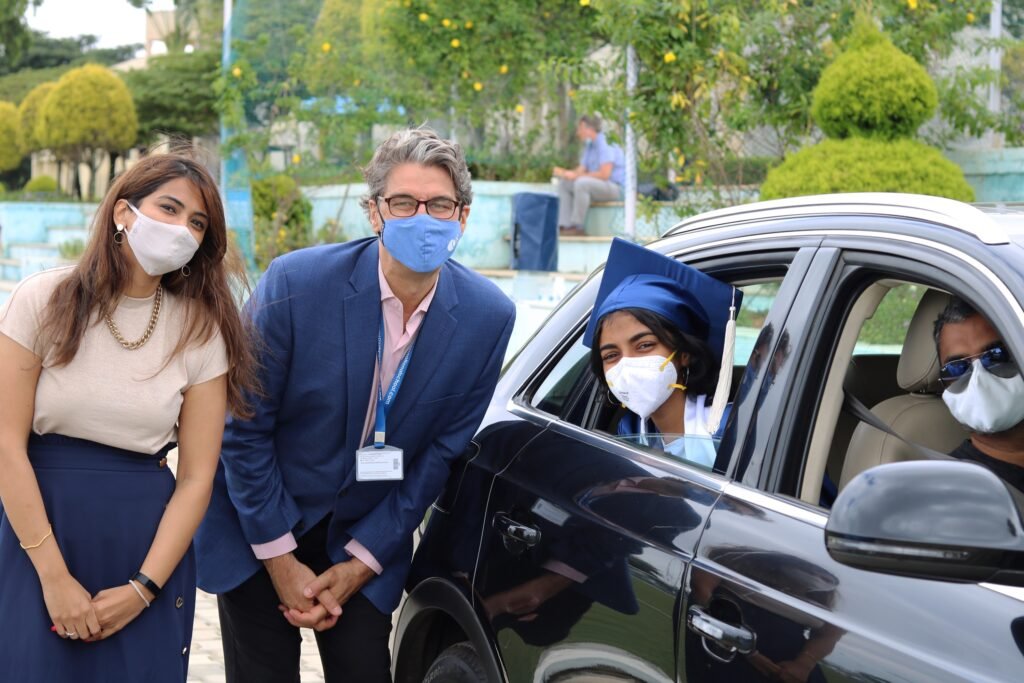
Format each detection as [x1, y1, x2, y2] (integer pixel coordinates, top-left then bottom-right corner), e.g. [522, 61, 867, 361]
[663, 193, 1019, 245]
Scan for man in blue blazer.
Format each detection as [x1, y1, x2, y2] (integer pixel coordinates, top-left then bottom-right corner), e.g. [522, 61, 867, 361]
[195, 129, 516, 683]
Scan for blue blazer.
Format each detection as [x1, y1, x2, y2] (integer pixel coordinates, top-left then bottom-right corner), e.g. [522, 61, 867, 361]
[195, 238, 515, 613]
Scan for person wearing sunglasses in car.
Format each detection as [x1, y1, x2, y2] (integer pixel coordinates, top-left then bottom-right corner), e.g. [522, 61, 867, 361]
[934, 297, 1024, 492]
[585, 239, 741, 469]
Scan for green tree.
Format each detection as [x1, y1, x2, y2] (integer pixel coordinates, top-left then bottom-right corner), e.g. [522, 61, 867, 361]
[759, 138, 974, 202]
[383, 0, 597, 128]
[761, 18, 973, 204]
[0, 0, 42, 66]
[1, 30, 139, 76]
[811, 24, 937, 141]
[124, 49, 220, 144]
[217, 0, 321, 171]
[16, 79, 54, 153]
[0, 100, 23, 171]
[724, 1, 1017, 155]
[571, 0, 748, 195]
[290, 0, 397, 171]
[251, 173, 312, 270]
[38, 64, 137, 199]
[0, 29, 140, 104]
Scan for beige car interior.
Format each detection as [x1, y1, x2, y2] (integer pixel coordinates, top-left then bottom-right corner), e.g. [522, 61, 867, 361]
[800, 283, 969, 505]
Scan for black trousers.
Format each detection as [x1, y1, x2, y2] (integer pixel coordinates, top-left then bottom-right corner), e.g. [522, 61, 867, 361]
[217, 518, 393, 683]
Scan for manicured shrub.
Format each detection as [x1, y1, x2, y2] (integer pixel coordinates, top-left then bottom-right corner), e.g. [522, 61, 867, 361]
[24, 175, 58, 193]
[0, 101, 22, 172]
[811, 24, 937, 141]
[760, 138, 974, 202]
[252, 174, 314, 270]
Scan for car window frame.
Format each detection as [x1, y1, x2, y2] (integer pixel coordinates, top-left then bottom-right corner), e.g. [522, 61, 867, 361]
[510, 238, 822, 486]
[759, 231, 1024, 510]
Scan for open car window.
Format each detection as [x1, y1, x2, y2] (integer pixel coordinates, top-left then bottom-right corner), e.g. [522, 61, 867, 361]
[526, 265, 792, 479]
[611, 434, 719, 471]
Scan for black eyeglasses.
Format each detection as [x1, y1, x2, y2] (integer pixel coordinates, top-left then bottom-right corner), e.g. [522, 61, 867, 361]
[379, 195, 461, 220]
[939, 344, 1017, 383]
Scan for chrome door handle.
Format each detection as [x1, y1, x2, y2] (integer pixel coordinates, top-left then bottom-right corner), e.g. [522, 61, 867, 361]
[492, 512, 541, 547]
[687, 605, 756, 655]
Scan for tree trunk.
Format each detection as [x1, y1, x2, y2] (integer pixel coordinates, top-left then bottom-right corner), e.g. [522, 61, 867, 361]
[72, 162, 82, 201]
[108, 150, 118, 186]
[87, 157, 99, 201]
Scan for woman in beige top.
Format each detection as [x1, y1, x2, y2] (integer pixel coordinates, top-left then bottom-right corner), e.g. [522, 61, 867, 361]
[0, 152, 258, 681]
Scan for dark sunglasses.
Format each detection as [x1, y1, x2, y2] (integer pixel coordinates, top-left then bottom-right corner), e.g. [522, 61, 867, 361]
[939, 344, 1017, 384]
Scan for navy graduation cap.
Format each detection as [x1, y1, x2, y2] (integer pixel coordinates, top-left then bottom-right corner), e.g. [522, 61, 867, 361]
[583, 238, 741, 356]
[583, 238, 742, 433]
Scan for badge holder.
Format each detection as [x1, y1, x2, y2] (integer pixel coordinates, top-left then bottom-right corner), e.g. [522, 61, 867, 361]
[356, 317, 413, 482]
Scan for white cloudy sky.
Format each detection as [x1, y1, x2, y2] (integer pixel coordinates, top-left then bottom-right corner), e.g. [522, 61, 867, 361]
[24, 0, 176, 49]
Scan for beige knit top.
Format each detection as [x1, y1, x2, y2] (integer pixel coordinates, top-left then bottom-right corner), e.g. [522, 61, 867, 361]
[0, 267, 228, 454]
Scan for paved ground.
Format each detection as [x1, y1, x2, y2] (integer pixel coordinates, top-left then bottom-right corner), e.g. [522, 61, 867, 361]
[161, 450, 329, 683]
[187, 590, 327, 683]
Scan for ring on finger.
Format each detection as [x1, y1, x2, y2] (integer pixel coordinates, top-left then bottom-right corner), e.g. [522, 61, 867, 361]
[66, 631, 78, 639]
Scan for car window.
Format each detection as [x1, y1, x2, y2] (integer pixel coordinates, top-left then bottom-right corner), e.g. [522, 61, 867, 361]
[795, 265, 1021, 513]
[527, 262, 791, 485]
[612, 434, 718, 471]
[853, 283, 925, 356]
[735, 282, 779, 365]
[531, 335, 591, 416]
[531, 279, 783, 421]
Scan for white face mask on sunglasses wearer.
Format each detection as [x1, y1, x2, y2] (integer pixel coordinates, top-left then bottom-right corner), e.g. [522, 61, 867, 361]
[942, 355, 1024, 435]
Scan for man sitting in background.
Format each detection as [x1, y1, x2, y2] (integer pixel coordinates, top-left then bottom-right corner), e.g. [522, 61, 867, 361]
[934, 297, 1024, 492]
[554, 115, 625, 236]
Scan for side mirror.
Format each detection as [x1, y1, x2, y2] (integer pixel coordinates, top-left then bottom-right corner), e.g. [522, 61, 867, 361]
[825, 460, 1024, 586]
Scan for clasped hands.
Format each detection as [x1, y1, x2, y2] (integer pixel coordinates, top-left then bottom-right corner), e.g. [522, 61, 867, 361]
[43, 572, 155, 643]
[265, 553, 374, 632]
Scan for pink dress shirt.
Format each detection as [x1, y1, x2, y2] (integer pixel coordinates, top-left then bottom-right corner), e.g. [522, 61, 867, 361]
[251, 260, 439, 576]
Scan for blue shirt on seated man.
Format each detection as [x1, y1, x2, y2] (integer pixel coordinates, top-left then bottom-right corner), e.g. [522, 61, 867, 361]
[584, 239, 741, 469]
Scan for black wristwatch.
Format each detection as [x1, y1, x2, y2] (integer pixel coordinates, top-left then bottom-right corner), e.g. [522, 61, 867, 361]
[131, 571, 162, 599]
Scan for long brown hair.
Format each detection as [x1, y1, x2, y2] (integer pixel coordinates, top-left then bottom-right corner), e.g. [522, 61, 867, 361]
[40, 152, 259, 418]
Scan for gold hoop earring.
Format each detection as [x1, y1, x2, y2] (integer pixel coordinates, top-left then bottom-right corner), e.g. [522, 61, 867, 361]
[181, 264, 191, 278]
[114, 224, 125, 244]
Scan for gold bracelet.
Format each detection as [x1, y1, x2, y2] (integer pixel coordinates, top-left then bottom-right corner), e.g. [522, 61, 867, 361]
[20, 524, 53, 550]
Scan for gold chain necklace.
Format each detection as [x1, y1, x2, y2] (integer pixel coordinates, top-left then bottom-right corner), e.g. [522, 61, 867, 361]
[105, 286, 163, 350]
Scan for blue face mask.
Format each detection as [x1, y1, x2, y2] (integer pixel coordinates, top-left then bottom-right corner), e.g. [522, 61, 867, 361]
[381, 213, 462, 273]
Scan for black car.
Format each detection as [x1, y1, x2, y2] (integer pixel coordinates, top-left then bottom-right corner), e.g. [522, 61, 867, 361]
[393, 193, 1024, 683]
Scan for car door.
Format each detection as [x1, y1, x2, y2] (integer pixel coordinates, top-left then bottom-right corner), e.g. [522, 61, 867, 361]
[685, 228, 1024, 683]
[472, 240, 821, 683]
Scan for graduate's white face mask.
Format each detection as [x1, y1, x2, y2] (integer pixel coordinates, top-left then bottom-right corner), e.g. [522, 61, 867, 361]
[606, 352, 681, 419]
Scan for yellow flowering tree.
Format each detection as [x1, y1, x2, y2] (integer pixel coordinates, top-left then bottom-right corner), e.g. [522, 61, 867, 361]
[37, 64, 137, 199]
[16, 81, 55, 155]
[293, 0, 405, 176]
[381, 0, 598, 132]
[0, 101, 23, 172]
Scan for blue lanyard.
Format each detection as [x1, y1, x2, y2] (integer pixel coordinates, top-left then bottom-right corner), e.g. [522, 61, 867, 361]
[374, 316, 416, 448]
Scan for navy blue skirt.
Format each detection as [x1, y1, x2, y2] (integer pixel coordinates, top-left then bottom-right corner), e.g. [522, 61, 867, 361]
[0, 434, 196, 681]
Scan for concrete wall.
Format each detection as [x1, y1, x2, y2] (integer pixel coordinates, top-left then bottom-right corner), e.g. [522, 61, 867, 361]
[0, 201, 98, 246]
[947, 148, 1024, 203]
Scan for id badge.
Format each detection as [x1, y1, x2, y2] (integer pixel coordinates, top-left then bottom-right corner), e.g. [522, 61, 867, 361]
[356, 445, 404, 481]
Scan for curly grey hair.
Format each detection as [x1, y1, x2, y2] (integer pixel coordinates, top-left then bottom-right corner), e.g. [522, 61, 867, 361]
[360, 128, 473, 218]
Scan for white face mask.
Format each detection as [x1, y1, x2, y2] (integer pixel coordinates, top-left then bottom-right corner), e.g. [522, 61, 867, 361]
[606, 353, 680, 420]
[942, 359, 1024, 434]
[124, 203, 201, 276]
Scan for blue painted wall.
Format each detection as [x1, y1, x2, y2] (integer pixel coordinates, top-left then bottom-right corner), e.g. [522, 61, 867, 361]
[0, 202, 97, 246]
[948, 148, 1024, 202]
